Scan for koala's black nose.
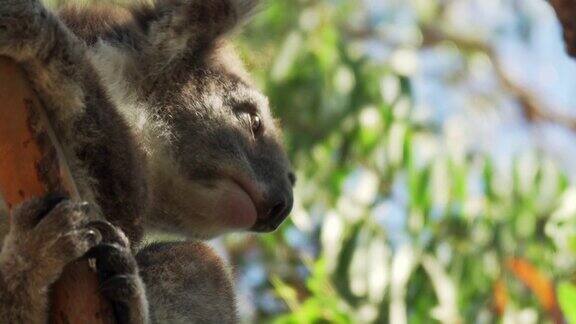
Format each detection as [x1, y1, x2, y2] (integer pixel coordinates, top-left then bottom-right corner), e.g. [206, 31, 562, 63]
[253, 190, 294, 232]
[267, 200, 289, 228]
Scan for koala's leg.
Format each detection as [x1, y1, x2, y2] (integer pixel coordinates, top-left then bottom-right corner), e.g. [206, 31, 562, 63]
[0, 196, 103, 323]
[87, 224, 149, 324]
[136, 241, 238, 324]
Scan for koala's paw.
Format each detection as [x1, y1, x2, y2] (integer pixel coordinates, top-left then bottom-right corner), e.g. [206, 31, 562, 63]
[0, 196, 102, 287]
[0, 0, 48, 59]
[87, 225, 148, 324]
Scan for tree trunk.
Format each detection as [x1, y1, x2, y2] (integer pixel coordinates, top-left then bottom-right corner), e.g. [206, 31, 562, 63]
[0, 56, 116, 323]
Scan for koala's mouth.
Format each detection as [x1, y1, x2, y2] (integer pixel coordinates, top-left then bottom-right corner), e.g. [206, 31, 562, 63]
[218, 178, 260, 229]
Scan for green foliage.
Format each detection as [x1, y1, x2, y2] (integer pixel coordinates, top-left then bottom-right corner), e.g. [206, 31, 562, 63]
[558, 282, 576, 324]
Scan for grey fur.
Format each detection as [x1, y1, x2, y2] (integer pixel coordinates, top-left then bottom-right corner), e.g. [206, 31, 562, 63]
[0, 0, 294, 323]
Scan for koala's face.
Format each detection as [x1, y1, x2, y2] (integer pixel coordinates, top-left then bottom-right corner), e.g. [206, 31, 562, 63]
[149, 54, 294, 238]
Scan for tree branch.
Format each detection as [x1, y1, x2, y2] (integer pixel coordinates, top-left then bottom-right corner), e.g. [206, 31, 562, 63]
[420, 25, 576, 131]
[344, 9, 576, 131]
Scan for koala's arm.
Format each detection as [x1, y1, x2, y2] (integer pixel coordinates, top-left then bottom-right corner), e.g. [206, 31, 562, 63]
[0, 0, 146, 244]
[136, 242, 238, 324]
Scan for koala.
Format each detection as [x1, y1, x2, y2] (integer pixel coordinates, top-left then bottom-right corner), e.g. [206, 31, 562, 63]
[0, 0, 294, 323]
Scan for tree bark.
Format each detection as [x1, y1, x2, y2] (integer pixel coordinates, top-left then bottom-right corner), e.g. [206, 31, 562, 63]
[0, 56, 116, 323]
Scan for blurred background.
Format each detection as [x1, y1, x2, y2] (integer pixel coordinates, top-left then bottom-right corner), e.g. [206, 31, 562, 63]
[3, 0, 576, 323]
[224, 0, 576, 323]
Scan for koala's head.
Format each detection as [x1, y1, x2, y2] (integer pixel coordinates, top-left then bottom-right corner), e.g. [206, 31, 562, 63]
[137, 0, 294, 238]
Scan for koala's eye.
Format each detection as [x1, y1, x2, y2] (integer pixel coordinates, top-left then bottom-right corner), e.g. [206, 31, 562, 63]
[250, 114, 262, 135]
[236, 103, 262, 136]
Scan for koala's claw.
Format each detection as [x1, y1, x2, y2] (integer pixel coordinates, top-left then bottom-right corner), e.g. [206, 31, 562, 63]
[87, 220, 131, 249]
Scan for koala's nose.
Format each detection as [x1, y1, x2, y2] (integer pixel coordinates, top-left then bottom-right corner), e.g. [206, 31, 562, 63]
[267, 199, 290, 229]
[255, 189, 293, 232]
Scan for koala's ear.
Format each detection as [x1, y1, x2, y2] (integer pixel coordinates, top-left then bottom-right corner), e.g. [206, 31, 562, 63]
[133, 0, 259, 72]
[227, 0, 262, 31]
